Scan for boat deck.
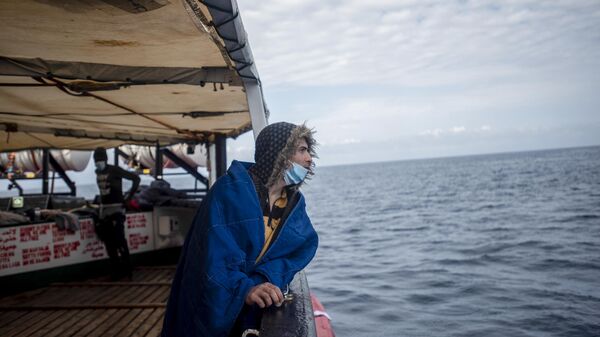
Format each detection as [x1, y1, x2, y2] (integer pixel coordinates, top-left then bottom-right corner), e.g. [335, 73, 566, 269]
[0, 266, 174, 337]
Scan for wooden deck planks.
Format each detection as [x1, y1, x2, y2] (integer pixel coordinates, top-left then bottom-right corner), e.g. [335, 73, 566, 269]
[99, 309, 142, 337]
[87, 308, 131, 337]
[44, 309, 94, 337]
[66, 308, 117, 337]
[144, 311, 166, 337]
[6, 309, 65, 337]
[0, 266, 174, 336]
[117, 309, 155, 337]
[0, 310, 30, 328]
[17, 310, 70, 337]
[0, 311, 41, 335]
[130, 308, 165, 337]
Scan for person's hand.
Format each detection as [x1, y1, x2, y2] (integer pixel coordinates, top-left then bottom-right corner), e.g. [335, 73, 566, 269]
[245, 282, 284, 308]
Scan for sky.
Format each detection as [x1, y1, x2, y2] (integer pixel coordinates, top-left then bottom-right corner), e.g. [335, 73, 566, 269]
[229, 0, 600, 166]
[2, 0, 600, 193]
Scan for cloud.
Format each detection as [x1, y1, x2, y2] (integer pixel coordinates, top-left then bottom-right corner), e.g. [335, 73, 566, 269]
[230, 1, 600, 165]
[450, 126, 466, 134]
[238, 0, 600, 87]
[419, 128, 444, 137]
[419, 126, 484, 138]
[321, 138, 361, 146]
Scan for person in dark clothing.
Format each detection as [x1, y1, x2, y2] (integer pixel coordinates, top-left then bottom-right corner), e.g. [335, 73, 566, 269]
[93, 147, 140, 280]
[161, 122, 318, 337]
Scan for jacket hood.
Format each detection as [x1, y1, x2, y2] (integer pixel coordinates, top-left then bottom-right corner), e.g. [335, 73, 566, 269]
[249, 122, 317, 188]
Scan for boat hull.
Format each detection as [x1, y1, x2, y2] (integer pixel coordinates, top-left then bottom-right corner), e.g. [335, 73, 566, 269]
[312, 294, 336, 337]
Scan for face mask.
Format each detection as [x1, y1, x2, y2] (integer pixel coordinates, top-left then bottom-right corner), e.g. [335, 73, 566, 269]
[284, 162, 309, 186]
[95, 161, 107, 171]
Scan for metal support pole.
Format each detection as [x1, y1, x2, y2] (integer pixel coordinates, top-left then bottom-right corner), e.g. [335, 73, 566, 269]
[8, 180, 23, 196]
[48, 152, 76, 196]
[113, 147, 119, 166]
[161, 148, 209, 187]
[42, 149, 49, 195]
[115, 148, 131, 162]
[208, 143, 217, 186]
[215, 135, 227, 178]
[243, 79, 268, 140]
[155, 143, 163, 179]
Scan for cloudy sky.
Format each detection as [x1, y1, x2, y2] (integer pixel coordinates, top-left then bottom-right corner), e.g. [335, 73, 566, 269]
[3, 0, 600, 193]
[229, 0, 600, 166]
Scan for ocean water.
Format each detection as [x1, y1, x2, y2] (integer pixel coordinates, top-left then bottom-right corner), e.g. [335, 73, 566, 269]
[302, 146, 600, 337]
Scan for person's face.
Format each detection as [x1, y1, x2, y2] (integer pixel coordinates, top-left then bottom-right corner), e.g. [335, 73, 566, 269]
[290, 138, 312, 169]
[95, 161, 107, 171]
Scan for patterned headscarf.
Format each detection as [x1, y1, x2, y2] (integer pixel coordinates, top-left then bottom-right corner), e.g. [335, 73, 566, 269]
[250, 122, 296, 186]
[249, 122, 317, 188]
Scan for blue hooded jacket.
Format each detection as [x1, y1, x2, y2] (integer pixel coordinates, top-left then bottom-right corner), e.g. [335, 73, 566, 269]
[161, 160, 319, 337]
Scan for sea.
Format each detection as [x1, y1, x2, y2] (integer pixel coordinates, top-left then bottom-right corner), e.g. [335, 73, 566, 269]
[3, 146, 599, 336]
[301, 146, 600, 337]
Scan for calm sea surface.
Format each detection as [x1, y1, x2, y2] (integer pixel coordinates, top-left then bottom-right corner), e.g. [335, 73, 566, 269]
[4, 146, 599, 336]
[302, 146, 600, 337]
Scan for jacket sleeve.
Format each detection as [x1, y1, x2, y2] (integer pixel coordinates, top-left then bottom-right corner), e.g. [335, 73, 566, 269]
[194, 196, 257, 309]
[164, 187, 264, 337]
[251, 227, 319, 289]
[115, 166, 141, 199]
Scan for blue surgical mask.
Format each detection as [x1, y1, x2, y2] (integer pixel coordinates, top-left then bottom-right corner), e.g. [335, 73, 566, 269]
[284, 162, 309, 186]
[95, 161, 107, 172]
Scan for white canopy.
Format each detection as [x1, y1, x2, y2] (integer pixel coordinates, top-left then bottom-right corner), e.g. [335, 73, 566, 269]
[0, 0, 267, 152]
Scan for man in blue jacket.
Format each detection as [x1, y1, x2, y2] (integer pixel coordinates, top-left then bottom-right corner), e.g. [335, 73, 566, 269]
[162, 122, 319, 337]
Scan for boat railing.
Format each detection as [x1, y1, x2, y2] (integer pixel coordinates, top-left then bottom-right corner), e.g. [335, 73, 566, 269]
[261, 270, 317, 337]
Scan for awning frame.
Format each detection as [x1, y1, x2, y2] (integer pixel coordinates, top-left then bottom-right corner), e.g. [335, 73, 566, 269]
[0, 0, 268, 151]
[0, 56, 242, 87]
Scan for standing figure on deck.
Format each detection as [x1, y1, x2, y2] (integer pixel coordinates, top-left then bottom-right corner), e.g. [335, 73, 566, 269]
[93, 147, 140, 280]
[162, 122, 319, 337]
